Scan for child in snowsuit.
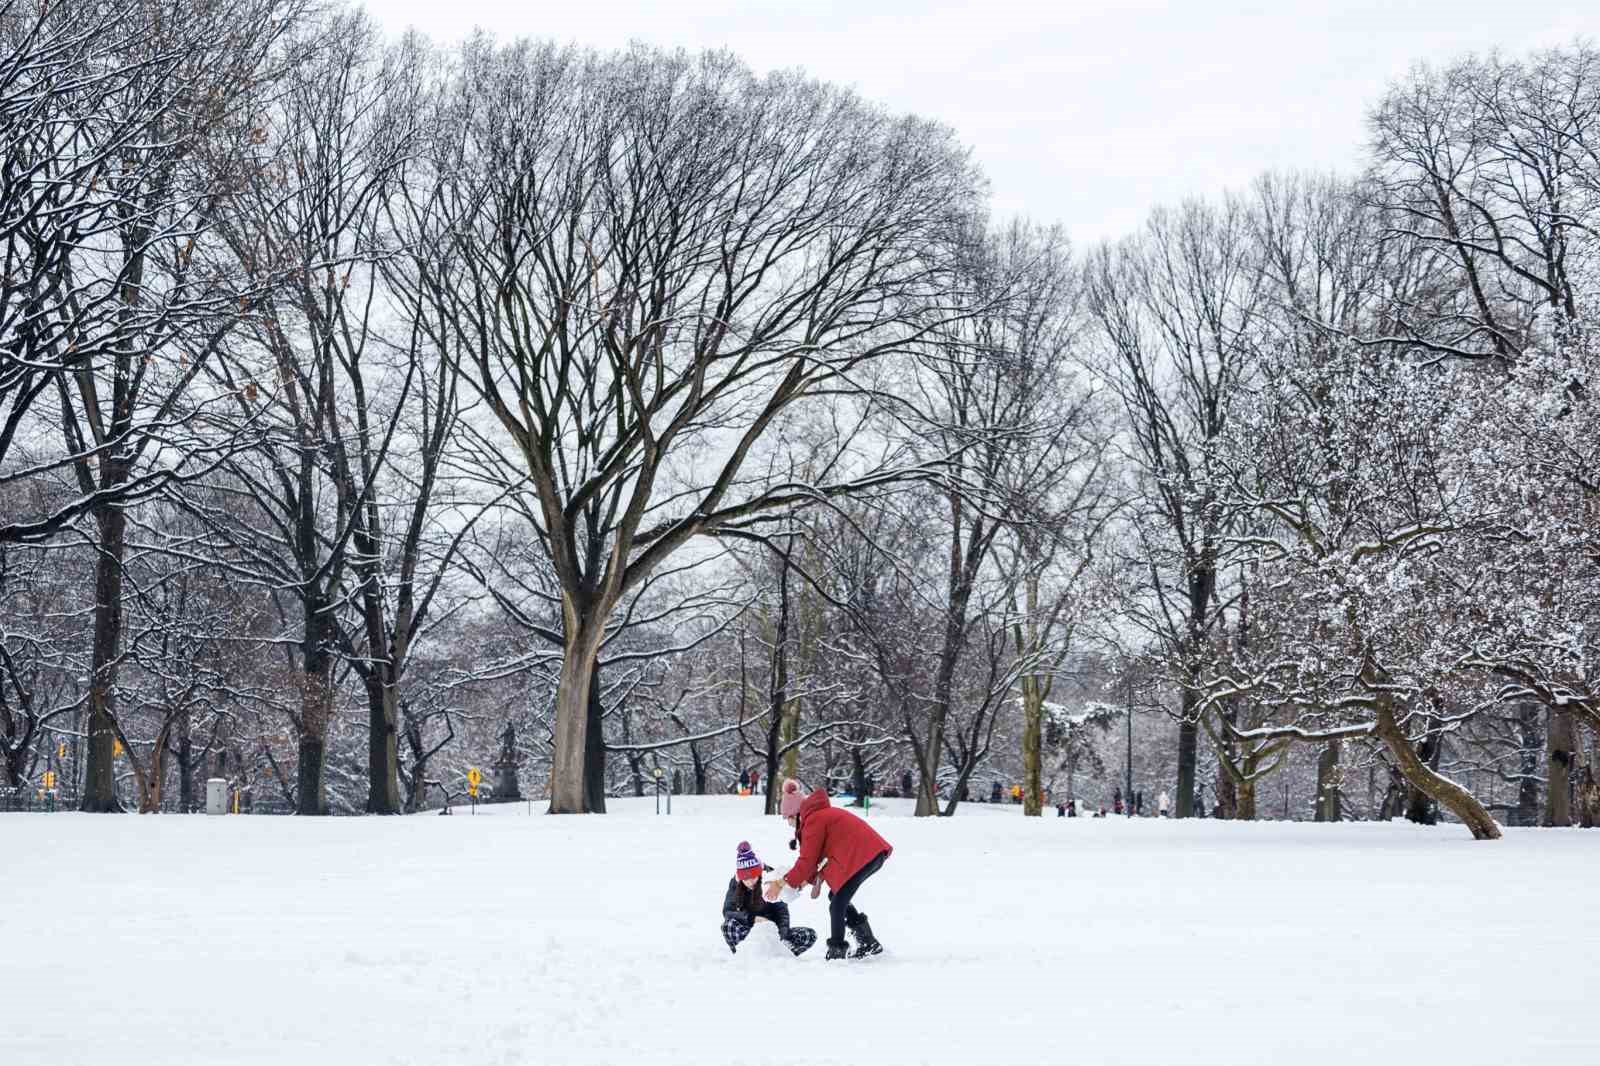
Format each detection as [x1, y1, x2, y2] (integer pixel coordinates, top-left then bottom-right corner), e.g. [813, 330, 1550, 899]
[722, 841, 816, 956]
[767, 787, 892, 961]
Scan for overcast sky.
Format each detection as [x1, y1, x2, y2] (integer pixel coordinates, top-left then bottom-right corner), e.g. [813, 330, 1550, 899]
[364, 1, 1596, 244]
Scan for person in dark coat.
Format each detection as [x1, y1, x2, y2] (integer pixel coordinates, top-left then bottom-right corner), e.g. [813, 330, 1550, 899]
[722, 841, 815, 956]
[767, 788, 892, 960]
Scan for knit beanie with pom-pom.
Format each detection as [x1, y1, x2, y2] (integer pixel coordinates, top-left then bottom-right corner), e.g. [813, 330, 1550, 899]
[735, 840, 762, 879]
[779, 778, 805, 817]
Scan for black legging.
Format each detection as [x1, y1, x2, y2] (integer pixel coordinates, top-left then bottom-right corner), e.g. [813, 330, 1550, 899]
[828, 850, 888, 945]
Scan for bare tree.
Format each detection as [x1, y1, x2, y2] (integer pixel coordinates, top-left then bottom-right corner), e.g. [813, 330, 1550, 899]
[194, 11, 428, 814]
[40, 0, 299, 811]
[389, 42, 978, 811]
[1087, 197, 1265, 818]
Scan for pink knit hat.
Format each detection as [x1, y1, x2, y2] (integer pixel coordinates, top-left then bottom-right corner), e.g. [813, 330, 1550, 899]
[779, 778, 805, 817]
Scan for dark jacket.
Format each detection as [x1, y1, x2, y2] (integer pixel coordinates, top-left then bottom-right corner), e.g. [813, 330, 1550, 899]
[722, 866, 790, 925]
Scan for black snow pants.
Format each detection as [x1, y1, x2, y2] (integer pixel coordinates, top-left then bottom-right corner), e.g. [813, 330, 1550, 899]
[827, 849, 888, 946]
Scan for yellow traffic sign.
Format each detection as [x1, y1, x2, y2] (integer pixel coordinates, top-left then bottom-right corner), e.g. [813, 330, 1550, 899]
[467, 767, 481, 797]
[113, 738, 123, 757]
[58, 741, 66, 758]
[42, 771, 56, 789]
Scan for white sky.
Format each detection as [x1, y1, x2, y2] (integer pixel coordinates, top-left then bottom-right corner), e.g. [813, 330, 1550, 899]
[363, 0, 1597, 244]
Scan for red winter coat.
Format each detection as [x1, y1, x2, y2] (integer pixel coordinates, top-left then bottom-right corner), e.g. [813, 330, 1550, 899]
[784, 789, 892, 892]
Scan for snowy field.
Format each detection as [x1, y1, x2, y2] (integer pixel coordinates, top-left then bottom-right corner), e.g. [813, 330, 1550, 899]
[3, 797, 1596, 1066]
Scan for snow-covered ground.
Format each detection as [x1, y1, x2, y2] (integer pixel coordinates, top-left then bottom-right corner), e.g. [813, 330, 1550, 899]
[3, 797, 1595, 1066]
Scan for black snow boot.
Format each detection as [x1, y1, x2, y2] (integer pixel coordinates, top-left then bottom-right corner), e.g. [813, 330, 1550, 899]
[783, 927, 818, 956]
[847, 912, 882, 958]
[823, 939, 850, 961]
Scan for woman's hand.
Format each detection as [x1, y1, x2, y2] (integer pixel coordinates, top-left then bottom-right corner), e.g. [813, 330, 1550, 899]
[763, 879, 784, 902]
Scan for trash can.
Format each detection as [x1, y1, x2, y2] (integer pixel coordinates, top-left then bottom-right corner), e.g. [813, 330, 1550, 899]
[206, 778, 229, 815]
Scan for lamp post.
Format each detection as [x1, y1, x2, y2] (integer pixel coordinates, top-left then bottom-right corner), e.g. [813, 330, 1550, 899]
[1125, 675, 1134, 818]
[653, 766, 670, 815]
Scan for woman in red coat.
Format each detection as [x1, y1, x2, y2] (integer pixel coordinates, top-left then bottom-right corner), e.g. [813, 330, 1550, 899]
[765, 787, 892, 960]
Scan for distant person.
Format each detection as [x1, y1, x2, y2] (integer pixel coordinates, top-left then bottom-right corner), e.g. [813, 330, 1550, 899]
[991, 781, 1003, 804]
[1158, 790, 1171, 817]
[1135, 790, 1144, 816]
[739, 768, 750, 792]
[721, 841, 815, 956]
[767, 787, 892, 960]
[1010, 784, 1022, 804]
[749, 767, 760, 795]
[1067, 799, 1077, 818]
[901, 769, 914, 797]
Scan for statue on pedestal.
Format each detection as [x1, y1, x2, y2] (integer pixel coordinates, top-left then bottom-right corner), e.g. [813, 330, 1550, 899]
[493, 721, 523, 802]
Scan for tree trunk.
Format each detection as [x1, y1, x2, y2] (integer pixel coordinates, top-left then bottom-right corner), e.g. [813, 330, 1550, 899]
[765, 560, 791, 815]
[915, 671, 953, 816]
[1212, 711, 1238, 820]
[364, 675, 402, 814]
[1021, 676, 1043, 817]
[1215, 769, 1237, 819]
[915, 759, 937, 815]
[1175, 711, 1198, 819]
[1515, 702, 1542, 827]
[177, 707, 194, 814]
[940, 760, 976, 818]
[1236, 776, 1256, 821]
[1314, 741, 1341, 822]
[402, 718, 428, 813]
[690, 744, 706, 795]
[779, 697, 800, 784]
[583, 662, 607, 813]
[136, 734, 169, 813]
[1375, 698, 1501, 840]
[406, 756, 426, 813]
[1378, 765, 1407, 820]
[80, 507, 128, 813]
[1544, 708, 1575, 827]
[764, 742, 781, 815]
[295, 651, 334, 816]
[1581, 725, 1600, 829]
[917, 502, 976, 818]
[549, 612, 606, 814]
[1402, 730, 1442, 825]
[1577, 759, 1599, 829]
[848, 748, 866, 808]
[296, 734, 326, 816]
